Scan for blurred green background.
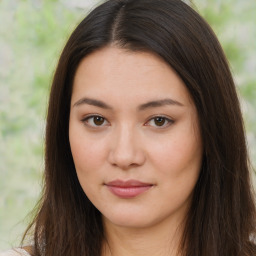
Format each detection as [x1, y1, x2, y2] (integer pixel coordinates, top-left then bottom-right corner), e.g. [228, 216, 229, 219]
[0, 0, 255, 250]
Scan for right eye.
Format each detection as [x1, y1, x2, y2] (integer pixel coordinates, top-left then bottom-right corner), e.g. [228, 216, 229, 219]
[82, 115, 109, 128]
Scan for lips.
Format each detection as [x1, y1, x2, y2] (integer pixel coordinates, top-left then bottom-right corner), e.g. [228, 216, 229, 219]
[105, 179, 153, 198]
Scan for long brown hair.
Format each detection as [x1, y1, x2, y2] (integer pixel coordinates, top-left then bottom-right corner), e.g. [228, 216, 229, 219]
[23, 0, 256, 255]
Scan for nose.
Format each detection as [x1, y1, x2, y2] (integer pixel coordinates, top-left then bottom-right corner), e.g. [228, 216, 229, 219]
[107, 125, 146, 170]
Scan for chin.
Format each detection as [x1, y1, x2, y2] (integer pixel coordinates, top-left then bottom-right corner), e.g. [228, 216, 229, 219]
[102, 210, 165, 230]
[108, 218, 152, 229]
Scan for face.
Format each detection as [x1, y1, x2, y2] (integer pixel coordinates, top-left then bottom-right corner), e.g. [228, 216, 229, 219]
[69, 46, 203, 229]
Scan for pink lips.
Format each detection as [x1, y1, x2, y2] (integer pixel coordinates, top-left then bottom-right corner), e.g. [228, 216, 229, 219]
[105, 179, 153, 198]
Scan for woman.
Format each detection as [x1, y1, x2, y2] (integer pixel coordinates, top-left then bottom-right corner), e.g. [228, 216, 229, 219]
[2, 0, 256, 255]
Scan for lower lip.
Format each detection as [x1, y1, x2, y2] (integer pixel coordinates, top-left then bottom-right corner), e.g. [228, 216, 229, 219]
[106, 185, 152, 198]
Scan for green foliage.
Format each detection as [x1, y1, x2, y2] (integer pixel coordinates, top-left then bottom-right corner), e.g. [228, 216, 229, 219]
[0, 0, 255, 250]
[195, 0, 256, 167]
[0, 0, 85, 249]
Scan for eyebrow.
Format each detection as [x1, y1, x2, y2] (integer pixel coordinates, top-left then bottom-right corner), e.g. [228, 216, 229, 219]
[138, 98, 184, 110]
[73, 97, 184, 110]
[73, 97, 112, 109]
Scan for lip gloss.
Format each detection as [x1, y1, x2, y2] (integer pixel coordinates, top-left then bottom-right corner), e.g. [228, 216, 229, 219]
[105, 179, 153, 198]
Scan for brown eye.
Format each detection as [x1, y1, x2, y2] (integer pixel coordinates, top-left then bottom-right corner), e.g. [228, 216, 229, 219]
[145, 116, 174, 128]
[93, 116, 105, 126]
[154, 117, 165, 126]
[82, 115, 109, 127]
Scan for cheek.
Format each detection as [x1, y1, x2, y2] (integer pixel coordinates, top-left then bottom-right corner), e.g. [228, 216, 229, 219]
[69, 131, 108, 200]
[70, 138, 106, 173]
[150, 132, 202, 209]
[69, 124, 108, 178]
[148, 125, 202, 179]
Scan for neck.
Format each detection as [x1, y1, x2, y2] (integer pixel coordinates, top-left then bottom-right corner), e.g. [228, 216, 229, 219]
[101, 217, 184, 256]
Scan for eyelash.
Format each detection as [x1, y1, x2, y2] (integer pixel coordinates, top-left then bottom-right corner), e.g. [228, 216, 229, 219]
[145, 115, 174, 128]
[81, 115, 174, 129]
[81, 115, 109, 128]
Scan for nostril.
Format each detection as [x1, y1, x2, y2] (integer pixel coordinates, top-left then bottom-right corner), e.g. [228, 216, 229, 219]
[108, 146, 146, 170]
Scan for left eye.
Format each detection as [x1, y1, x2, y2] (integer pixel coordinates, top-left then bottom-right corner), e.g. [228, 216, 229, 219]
[82, 115, 109, 127]
[145, 116, 174, 128]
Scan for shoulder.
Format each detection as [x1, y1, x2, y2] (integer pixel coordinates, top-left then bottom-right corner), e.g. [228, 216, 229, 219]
[0, 248, 31, 256]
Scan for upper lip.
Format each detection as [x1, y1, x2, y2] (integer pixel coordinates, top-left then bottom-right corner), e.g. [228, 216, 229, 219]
[105, 179, 153, 187]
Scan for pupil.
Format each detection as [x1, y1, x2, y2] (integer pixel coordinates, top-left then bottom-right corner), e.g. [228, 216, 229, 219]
[94, 116, 104, 125]
[154, 117, 165, 126]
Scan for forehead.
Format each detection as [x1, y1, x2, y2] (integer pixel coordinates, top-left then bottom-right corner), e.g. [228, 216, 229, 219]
[72, 46, 193, 107]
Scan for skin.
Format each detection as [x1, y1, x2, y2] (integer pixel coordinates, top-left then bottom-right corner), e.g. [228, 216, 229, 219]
[69, 46, 203, 256]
